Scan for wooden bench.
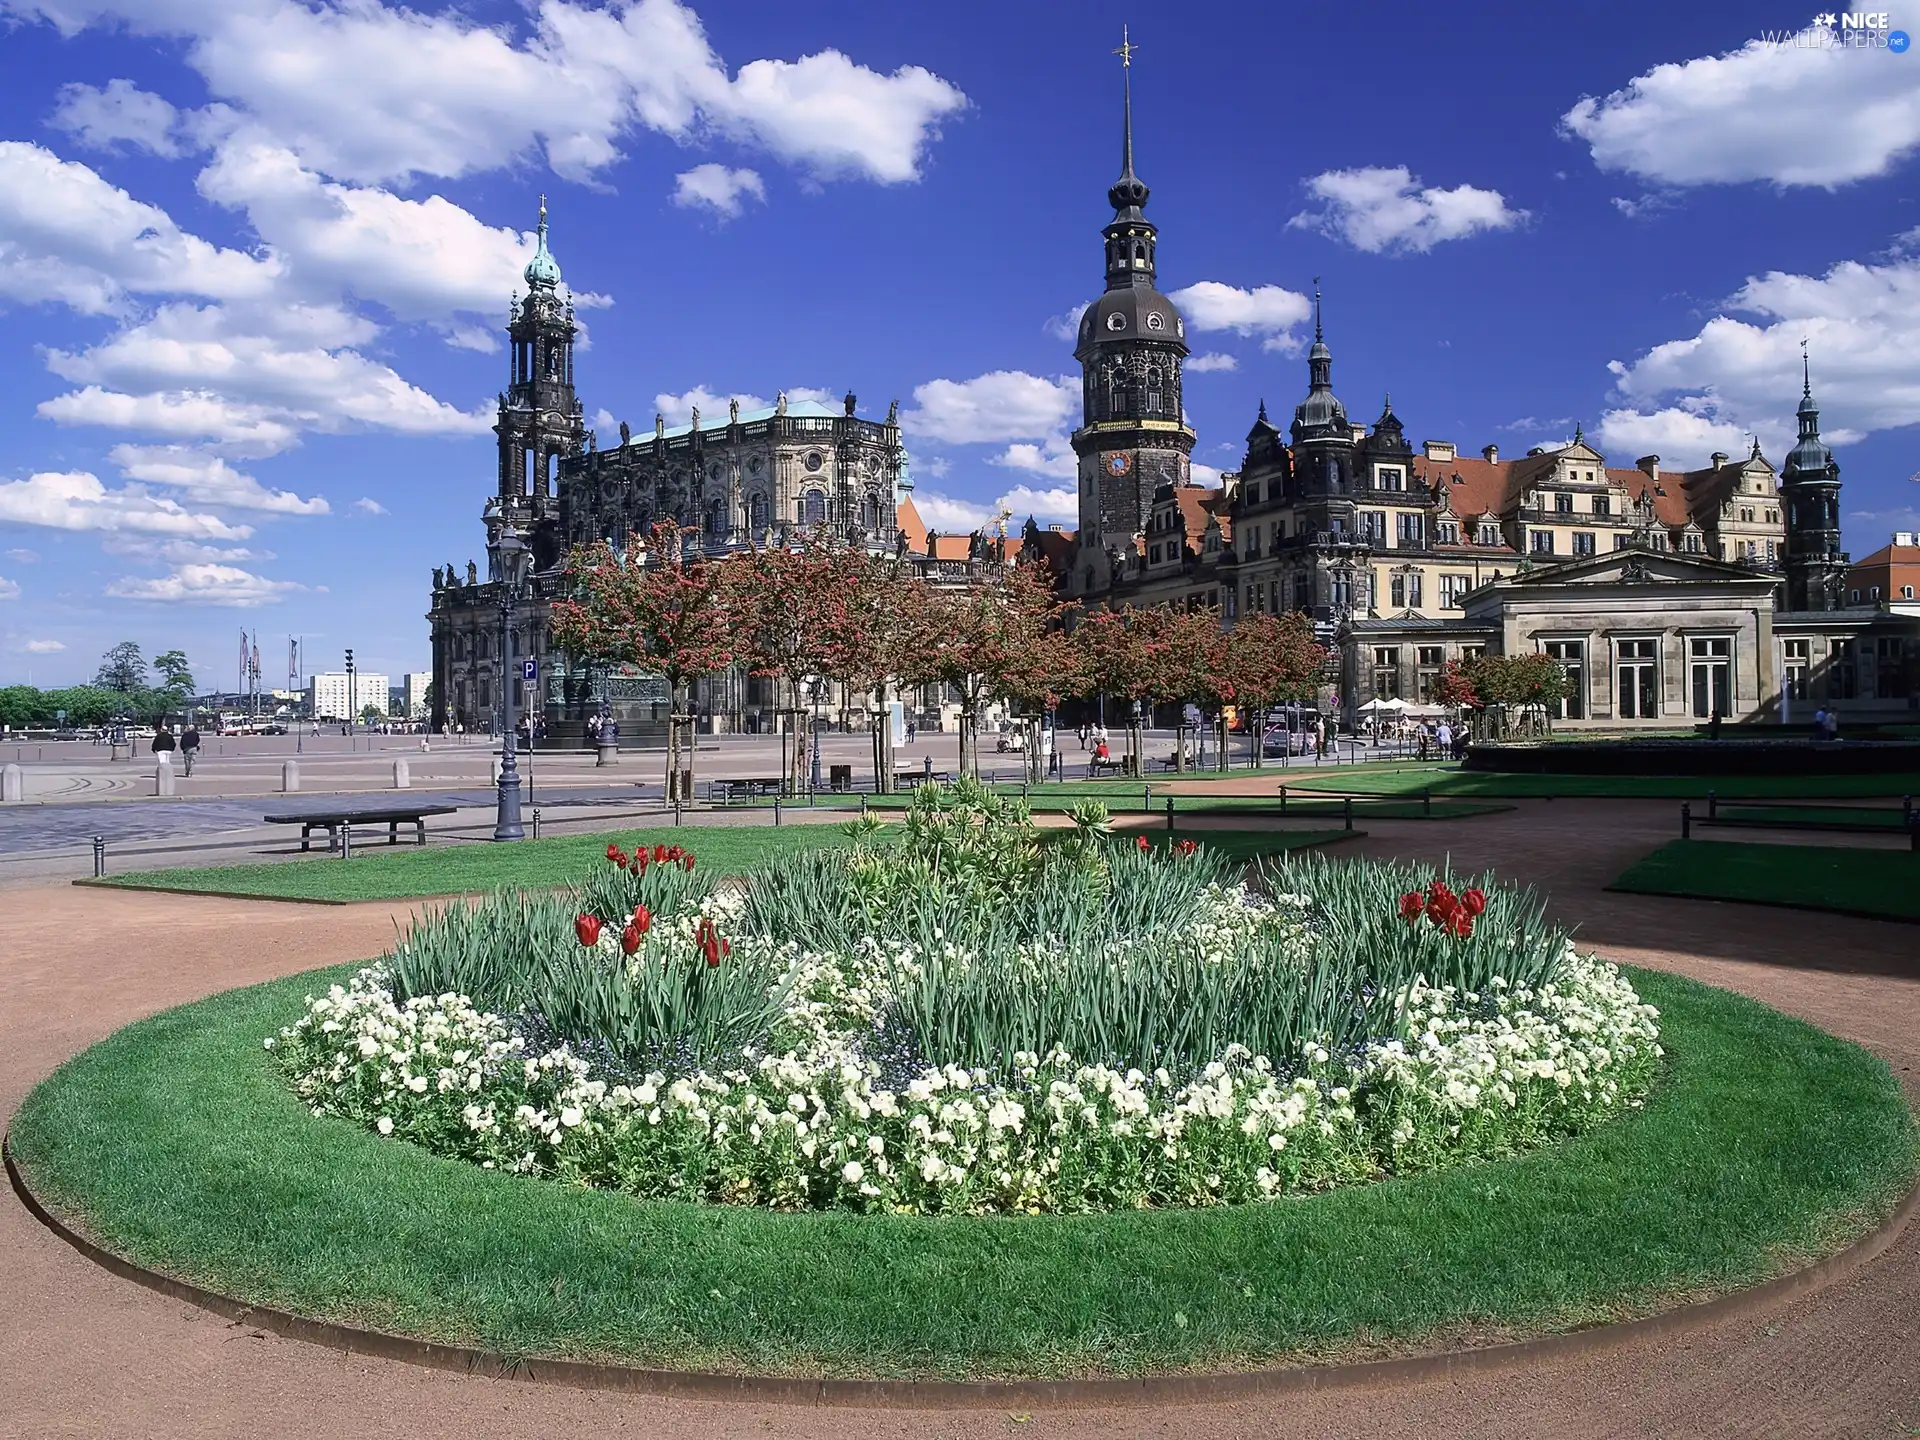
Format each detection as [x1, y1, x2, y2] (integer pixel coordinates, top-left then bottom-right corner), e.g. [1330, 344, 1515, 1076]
[708, 777, 786, 805]
[1088, 756, 1132, 777]
[263, 803, 458, 852]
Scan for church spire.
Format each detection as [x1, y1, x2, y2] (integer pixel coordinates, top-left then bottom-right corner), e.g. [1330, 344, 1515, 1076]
[523, 194, 562, 291]
[1100, 28, 1155, 289]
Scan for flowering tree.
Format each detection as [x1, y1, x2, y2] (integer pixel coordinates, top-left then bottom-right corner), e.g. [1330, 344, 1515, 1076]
[549, 520, 734, 800]
[915, 563, 1060, 780]
[998, 620, 1082, 783]
[1071, 603, 1193, 774]
[1432, 658, 1480, 714]
[1207, 611, 1328, 769]
[1455, 653, 1570, 738]
[821, 552, 933, 793]
[728, 539, 854, 792]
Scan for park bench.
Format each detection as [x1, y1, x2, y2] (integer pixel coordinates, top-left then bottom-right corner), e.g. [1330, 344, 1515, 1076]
[708, 777, 786, 805]
[263, 802, 458, 852]
[1088, 755, 1135, 777]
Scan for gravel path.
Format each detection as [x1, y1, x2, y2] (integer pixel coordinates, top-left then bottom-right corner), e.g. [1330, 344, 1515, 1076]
[2, 798, 1916, 1439]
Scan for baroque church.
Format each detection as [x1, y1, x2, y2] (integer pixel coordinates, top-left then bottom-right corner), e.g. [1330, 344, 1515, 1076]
[1039, 61, 1916, 727]
[425, 202, 1001, 741]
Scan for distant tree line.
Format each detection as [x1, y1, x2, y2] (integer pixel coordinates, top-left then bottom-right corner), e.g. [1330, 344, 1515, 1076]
[0, 641, 197, 729]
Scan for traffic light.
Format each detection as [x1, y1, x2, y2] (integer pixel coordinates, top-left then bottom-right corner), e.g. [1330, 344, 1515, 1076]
[344, 648, 355, 673]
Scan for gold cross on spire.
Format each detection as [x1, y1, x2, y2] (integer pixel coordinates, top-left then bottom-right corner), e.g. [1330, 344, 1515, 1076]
[1114, 25, 1136, 67]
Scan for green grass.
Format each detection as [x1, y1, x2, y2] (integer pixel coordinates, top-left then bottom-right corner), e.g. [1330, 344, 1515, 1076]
[1284, 765, 1920, 801]
[1610, 840, 1920, 922]
[87, 826, 863, 903]
[10, 966, 1912, 1379]
[1714, 804, 1911, 831]
[821, 787, 1503, 821]
[84, 825, 1348, 904]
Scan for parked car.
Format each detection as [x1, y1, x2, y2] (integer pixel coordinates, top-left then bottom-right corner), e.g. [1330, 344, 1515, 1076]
[1261, 723, 1316, 757]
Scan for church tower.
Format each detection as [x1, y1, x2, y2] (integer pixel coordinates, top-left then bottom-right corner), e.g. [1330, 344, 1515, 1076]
[495, 197, 584, 568]
[1069, 33, 1195, 589]
[1780, 352, 1846, 611]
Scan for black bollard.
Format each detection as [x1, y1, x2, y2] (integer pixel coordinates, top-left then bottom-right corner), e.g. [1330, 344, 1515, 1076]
[1344, 796, 1354, 831]
[773, 795, 782, 827]
[1707, 790, 1717, 820]
[860, 794, 869, 821]
[340, 820, 353, 860]
[531, 808, 541, 841]
[1423, 788, 1432, 818]
[1166, 795, 1175, 832]
[1144, 784, 1152, 813]
[1680, 802, 1691, 840]
[92, 835, 105, 878]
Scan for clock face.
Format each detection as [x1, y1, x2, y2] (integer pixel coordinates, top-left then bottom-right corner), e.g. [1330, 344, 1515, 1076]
[1105, 452, 1133, 478]
[1106, 311, 1127, 332]
[803, 451, 823, 472]
[1145, 311, 1164, 331]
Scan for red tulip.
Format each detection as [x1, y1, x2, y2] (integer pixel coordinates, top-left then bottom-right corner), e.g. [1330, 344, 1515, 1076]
[606, 843, 627, 869]
[1176, 839, 1198, 857]
[653, 844, 670, 863]
[631, 904, 651, 934]
[574, 913, 602, 947]
[683, 854, 696, 873]
[1462, 888, 1487, 917]
[1399, 891, 1424, 922]
[1136, 835, 1151, 852]
[621, 922, 642, 955]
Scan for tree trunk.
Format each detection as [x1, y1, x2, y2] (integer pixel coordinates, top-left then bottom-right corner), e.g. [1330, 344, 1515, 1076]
[665, 682, 681, 801]
[1128, 718, 1144, 777]
[1173, 721, 1187, 773]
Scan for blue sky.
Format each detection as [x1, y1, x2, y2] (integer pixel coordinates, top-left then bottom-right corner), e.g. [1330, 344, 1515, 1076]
[0, 0, 1917, 688]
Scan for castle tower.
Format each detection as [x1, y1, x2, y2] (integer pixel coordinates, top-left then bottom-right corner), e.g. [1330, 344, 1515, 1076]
[1780, 352, 1846, 611]
[495, 197, 584, 566]
[1069, 32, 1195, 585]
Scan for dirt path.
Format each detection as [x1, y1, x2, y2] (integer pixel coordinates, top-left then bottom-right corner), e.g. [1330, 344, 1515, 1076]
[3, 800, 1917, 1440]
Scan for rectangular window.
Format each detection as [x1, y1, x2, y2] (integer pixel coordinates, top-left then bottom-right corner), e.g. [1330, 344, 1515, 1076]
[1372, 646, 1400, 701]
[1573, 532, 1596, 557]
[1293, 574, 1311, 610]
[1555, 493, 1574, 515]
[1440, 574, 1471, 608]
[1462, 645, 1486, 662]
[1360, 511, 1386, 544]
[1437, 521, 1459, 545]
[1531, 530, 1555, 555]
[1373, 646, 1399, 668]
[1397, 512, 1424, 547]
[1376, 467, 1404, 491]
[1407, 571, 1422, 606]
[1618, 638, 1659, 719]
[1830, 638, 1857, 699]
[1689, 636, 1732, 718]
[1593, 495, 1610, 518]
[1544, 640, 1586, 720]
[1782, 638, 1810, 700]
[1478, 523, 1499, 546]
[1877, 637, 1906, 699]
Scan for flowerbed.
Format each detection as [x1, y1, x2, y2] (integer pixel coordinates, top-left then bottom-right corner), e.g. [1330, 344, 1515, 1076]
[273, 784, 1663, 1215]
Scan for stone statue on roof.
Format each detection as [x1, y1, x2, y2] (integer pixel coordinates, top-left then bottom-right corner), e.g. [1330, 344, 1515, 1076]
[776, 391, 788, 416]
[655, 413, 665, 438]
[690, 405, 700, 429]
[895, 529, 908, 559]
[619, 420, 630, 446]
[887, 398, 899, 424]
[466, 560, 478, 587]
[432, 565, 443, 591]
[844, 390, 857, 416]
[729, 396, 739, 424]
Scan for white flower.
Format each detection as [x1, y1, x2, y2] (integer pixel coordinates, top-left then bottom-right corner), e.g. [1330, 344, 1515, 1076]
[841, 1160, 864, 1183]
[376, 1116, 394, 1135]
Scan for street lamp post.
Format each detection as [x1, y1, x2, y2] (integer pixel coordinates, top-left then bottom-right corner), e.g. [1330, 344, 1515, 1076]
[808, 678, 824, 792]
[491, 523, 531, 842]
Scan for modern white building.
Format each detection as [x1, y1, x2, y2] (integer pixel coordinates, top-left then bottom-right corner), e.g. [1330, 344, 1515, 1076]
[404, 671, 432, 718]
[308, 670, 391, 721]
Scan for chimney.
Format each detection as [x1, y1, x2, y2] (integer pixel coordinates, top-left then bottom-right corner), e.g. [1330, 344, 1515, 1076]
[1897, 531, 1916, 547]
[1636, 455, 1660, 480]
[1423, 440, 1455, 462]
[1482, 444, 1499, 464]
[1710, 451, 1729, 469]
[1047, 523, 1065, 533]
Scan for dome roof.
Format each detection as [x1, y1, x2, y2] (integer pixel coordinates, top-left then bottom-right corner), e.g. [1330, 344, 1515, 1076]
[523, 198, 562, 290]
[1077, 285, 1187, 354]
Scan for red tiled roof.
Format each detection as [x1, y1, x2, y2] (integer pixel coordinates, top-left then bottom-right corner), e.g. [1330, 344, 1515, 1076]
[1173, 485, 1230, 548]
[895, 496, 928, 554]
[1610, 468, 1693, 530]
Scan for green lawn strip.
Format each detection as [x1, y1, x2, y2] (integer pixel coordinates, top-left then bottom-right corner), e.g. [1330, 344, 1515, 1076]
[1713, 804, 1911, 831]
[10, 967, 1912, 1379]
[835, 790, 1502, 821]
[1283, 768, 1920, 801]
[85, 826, 861, 904]
[1610, 840, 1920, 923]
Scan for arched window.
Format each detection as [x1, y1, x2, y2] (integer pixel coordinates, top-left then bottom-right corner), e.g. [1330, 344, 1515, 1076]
[860, 493, 880, 531]
[800, 490, 826, 526]
[749, 494, 768, 531]
[706, 500, 726, 536]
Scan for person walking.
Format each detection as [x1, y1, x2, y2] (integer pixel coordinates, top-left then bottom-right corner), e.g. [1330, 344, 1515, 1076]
[151, 722, 177, 761]
[179, 722, 201, 776]
[1436, 719, 1453, 761]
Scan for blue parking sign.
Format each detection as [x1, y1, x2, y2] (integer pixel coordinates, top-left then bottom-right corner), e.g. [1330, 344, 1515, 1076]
[522, 658, 538, 682]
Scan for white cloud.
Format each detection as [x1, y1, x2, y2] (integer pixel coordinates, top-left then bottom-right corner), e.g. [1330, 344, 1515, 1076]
[1043, 303, 1089, 343]
[25, 638, 65, 653]
[1190, 463, 1224, 486]
[1168, 282, 1310, 342]
[5, 548, 38, 563]
[49, 78, 184, 156]
[107, 443, 328, 514]
[195, 139, 549, 330]
[1597, 245, 1920, 465]
[671, 163, 764, 219]
[997, 484, 1075, 525]
[100, 534, 264, 563]
[0, 141, 281, 316]
[991, 439, 1077, 479]
[1186, 352, 1239, 373]
[912, 491, 993, 531]
[903, 371, 1077, 445]
[653, 385, 766, 426]
[7, 0, 965, 188]
[42, 302, 491, 454]
[0, 575, 19, 600]
[914, 484, 1075, 532]
[350, 496, 386, 515]
[107, 561, 303, 606]
[0, 470, 251, 539]
[1562, 32, 1920, 189]
[1288, 166, 1526, 254]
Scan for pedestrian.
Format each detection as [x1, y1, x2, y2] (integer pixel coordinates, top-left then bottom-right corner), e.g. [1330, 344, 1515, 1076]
[1825, 708, 1840, 741]
[1708, 712, 1722, 741]
[1812, 706, 1828, 740]
[151, 722, 177, 760]
[1417, 722, 1431, 762]
[179, 722, 201, 776]
[1436, 719, 1452, 758]
[1314, 717, 1327, 759]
